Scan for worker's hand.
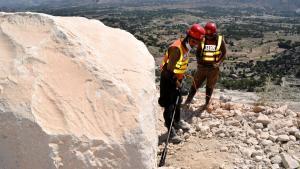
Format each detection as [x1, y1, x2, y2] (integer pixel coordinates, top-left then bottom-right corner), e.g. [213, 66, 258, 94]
[176, 80, 182, 89]
[213, 62, 221, 68]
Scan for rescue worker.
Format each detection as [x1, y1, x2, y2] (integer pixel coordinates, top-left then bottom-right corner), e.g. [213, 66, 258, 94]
[158, 24, 205, 143]
[185, 22, 227, 108]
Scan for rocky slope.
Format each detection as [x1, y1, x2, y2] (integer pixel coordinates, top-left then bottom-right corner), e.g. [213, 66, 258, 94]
[157, 90, 300, 169]
[0, 12, 157, 169]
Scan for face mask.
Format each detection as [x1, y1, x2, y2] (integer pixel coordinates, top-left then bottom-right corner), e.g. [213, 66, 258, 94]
[185, 42, 192, 51]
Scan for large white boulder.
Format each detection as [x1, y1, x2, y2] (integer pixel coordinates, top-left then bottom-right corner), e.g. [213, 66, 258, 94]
[0, 12, 157, 169]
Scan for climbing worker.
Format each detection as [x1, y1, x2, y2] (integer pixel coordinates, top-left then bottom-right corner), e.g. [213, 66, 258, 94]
[185, 22, 227, 109]
[158, 23, 205, 143]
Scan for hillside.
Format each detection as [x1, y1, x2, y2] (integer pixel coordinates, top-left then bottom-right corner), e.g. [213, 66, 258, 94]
[1, 0, 300, 11]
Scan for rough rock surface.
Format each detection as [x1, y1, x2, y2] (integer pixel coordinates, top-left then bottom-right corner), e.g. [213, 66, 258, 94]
[0, 12, 157, 169]
[157, 90, 300, 169]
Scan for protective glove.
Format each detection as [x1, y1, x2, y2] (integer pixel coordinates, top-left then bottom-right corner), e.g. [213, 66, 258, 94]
[213, 61, 221, 68]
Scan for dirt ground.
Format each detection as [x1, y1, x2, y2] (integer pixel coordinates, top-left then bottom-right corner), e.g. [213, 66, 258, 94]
[156, 94, 238, 169]
[156, 90, 300, 169]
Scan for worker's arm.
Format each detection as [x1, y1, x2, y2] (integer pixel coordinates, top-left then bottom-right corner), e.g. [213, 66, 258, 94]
[218, 38, 227, 63]
[166, 47, 180, 72]
[196, 43, 203, 63]
[213, 38, 227, 68]
[165, 47, 181, 88]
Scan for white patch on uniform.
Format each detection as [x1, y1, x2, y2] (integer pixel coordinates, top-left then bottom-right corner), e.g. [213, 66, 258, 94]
[183, 53, 189, 59]
[185, 42, 192, 51]
[204, 45, 216, 51]
[183, 42, 191, 59]
[182, 43, 191, 60]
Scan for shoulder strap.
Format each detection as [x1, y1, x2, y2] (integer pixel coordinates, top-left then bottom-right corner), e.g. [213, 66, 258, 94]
[216, 35, 223, 51]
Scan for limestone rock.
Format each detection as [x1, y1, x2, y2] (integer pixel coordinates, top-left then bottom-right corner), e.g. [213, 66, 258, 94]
[233, 109, 243, 117]
[254, 155, 263, 162]
[260, 132, 270, 139]
[252, 150, 264, 157]
[295, 132, 300, 139]
[269, 135, 278, 142]
[264, 107, 274, 115]
[206, 105, 214, 113]
[208, 120, 221, 129]
[288, 127, 299, 135]
[276, 127, 289, 135]
[195, 123, 201, 131]
[215, 128, 226, 135]
[278, 135, 290, 142]
[274, 105, 288, 114]
[254, 123, 264, 129]
[254, 145, 262, 150]
[246, 137, 258, 145]
[240, 147, 254, 158]
[263, 157, 271, 165]
[219, 94, 232, 102]
[267, 145, 281, 154]
[184, 133, 191, 140]
[289, 135, 296, 142]
[281, 153, 300, 169]
[200, 125, 210, 135]
[222, 102, 233, 110]
[219, 133, 226, 138]
[252, 106, 265, 113]
[256, 114, 271, 125]
[261, 139, 273, 146]
[247, 127, 256, 137]
[196, 123, 211, 135]
[0, 12, 157, 169]
[270, 155, 282, 164]
[271, 164, 280, 169]
[286, 109, 297, 117]
[228, 119, 240, 126]
[220, 146, 228, 152]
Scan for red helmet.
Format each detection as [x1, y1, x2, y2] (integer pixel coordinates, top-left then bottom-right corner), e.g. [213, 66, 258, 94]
[186, 24, 205, 41]
[204, 22, 217, 35]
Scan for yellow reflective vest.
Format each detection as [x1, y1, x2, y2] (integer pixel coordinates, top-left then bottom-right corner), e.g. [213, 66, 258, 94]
[161, 39, 189, 80]
[201, 35, 223, 63]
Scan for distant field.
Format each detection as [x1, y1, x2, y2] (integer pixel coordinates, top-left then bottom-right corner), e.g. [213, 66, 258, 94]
[31, 2, 300, 96]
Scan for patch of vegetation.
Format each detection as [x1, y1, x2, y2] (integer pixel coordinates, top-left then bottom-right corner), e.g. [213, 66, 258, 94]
[29, 2, 300, 94]
[219, 76, 264, 92]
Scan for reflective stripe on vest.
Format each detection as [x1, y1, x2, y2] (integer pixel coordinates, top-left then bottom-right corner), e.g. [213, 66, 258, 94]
[201, 35, 223, 62]
[160, 39, 189, 76]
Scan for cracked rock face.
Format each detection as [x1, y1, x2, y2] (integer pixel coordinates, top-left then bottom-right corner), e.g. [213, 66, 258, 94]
[0, 12, 157, 169]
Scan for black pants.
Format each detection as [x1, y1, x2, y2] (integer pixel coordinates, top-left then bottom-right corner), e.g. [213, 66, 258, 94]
[158, 69, 182, 129]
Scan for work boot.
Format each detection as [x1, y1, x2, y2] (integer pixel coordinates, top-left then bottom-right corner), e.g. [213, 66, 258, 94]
[205, 96, 210, 107]
[184, 95, 194, 105]
[174, 120, 191, 131]
[169, 127, 182, 144]
[184, 87, 197, 105]
[205, 87, 213, 106]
